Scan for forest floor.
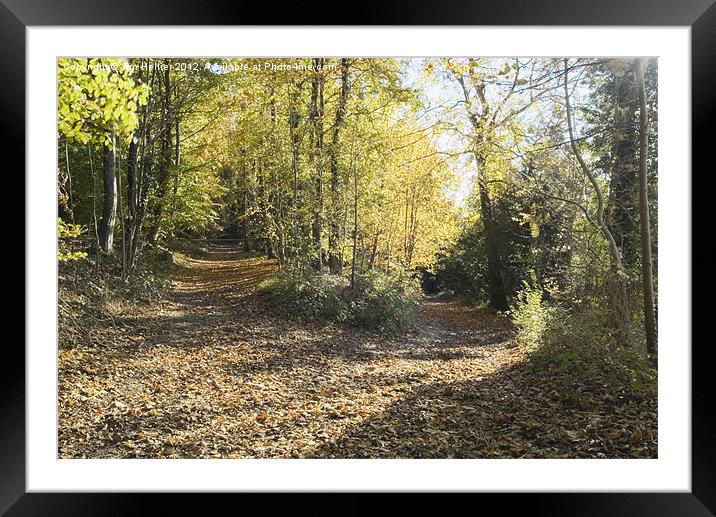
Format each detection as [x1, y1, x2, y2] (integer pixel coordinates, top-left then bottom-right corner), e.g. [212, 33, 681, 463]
[58, 244, 657, 458]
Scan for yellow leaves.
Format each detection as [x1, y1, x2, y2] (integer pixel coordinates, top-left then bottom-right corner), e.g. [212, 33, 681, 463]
[359, 117, 459, 270]
[444, 59, 473, 77]
[57, 58, 147, 144]
[58, 219, 88, 262]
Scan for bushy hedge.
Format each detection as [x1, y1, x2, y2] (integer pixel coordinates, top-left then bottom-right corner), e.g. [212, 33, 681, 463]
[258, 267, 421, 333]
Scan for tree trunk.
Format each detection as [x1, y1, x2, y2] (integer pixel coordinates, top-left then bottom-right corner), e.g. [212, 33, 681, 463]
[636, 59, 657, 354]
[98, 138, 117, 254]
[368, 231, 380, 270]
[607, 60, 639, 269]
[564, 59, 630, 345]
[351, 154, 359, 288]
[124, 61, 155, 278]
[452, 68, 509, 311]
[327, 58, 351, 274]
[310, 58, 325, 269]
[148, 60, 172, 244]
[124, 136, 139, 279]
[64, 139, 75, 224]
[88, 144, 101, 270]
[242, 190, 250, 252]
[477, 176, 508, 310]
[289, 81, 302, 257]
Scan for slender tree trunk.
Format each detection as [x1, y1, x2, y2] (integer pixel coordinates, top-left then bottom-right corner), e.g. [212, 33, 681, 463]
[64, 139, 75, 224]
[171, 105, 181, 216]
[88, 144, 101, 271]
[607, 60, 639, 268]
[98, 136, 117, 255]
[148, 60, 172, 244]
[351, 153, 359, 288]
[310, 59, 325, 269]
[328, 58, 351, 274]
[124, 61, 155, 278]
[564, 58, 630, 345]
[124, 135, 139, 280]
[368, 231, 380, 270]
[242, 190, 250, 252]
[477, 175, 508, 310]
[127, 139, 139, 225]
[636, 59, 657, 354]
[175, 109, 181, 167]
[289, 81, 302, 258]
[116, 141, 127, 279]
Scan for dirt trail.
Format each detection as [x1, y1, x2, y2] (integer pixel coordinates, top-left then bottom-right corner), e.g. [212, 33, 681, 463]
[58, 245, 653, 459]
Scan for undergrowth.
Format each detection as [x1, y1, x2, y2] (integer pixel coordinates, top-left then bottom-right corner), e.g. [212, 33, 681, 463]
[58, 248, 174, 349]
[258, 266, 421, 333]
[510, 281, 657, 406]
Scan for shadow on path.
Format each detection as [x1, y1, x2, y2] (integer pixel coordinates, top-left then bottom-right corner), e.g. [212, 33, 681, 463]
[58, 243, 656, 459]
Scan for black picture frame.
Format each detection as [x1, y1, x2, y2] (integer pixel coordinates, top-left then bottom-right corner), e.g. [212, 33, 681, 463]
[1, 1, 708, 514]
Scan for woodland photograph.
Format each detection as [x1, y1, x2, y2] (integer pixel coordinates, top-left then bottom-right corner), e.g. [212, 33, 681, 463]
[57, 56, 658, 459]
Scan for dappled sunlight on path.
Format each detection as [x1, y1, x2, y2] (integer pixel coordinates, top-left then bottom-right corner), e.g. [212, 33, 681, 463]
[172, 247, 276, 294]
[58, 244, 654, 459]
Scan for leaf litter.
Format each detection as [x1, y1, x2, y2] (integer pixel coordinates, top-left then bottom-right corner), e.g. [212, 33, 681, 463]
[58, 247, 657, 459]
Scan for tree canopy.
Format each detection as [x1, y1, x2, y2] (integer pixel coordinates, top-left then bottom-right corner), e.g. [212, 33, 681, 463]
[57, 55, 659, 461]
[57, 56, 657, 351]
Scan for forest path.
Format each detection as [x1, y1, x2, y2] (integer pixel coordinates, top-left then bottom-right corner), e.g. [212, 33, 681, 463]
[58, 244, 646, 458]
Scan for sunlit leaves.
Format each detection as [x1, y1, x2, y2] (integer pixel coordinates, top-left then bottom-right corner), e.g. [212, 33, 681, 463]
[57, 58, 149, 146]
[58, 218, 88, 262]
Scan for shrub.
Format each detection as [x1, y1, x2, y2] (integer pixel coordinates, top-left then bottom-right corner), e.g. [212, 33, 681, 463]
[258, 266, 350, 322]
[58, 218, 88, 262]
[510, 280, 556, 351]
[347, 271, 421, 333]
[516, 294, 657, 400]
[528, 322, 657, 401]
[258, 267, 421, 333]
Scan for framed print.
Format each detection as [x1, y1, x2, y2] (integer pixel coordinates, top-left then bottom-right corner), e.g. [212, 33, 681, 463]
[1, 0, 710, 514]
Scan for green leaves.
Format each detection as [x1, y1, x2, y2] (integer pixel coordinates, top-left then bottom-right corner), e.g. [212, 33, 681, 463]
[58, 218, 88, 262]
[57, 58, 149, 147]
